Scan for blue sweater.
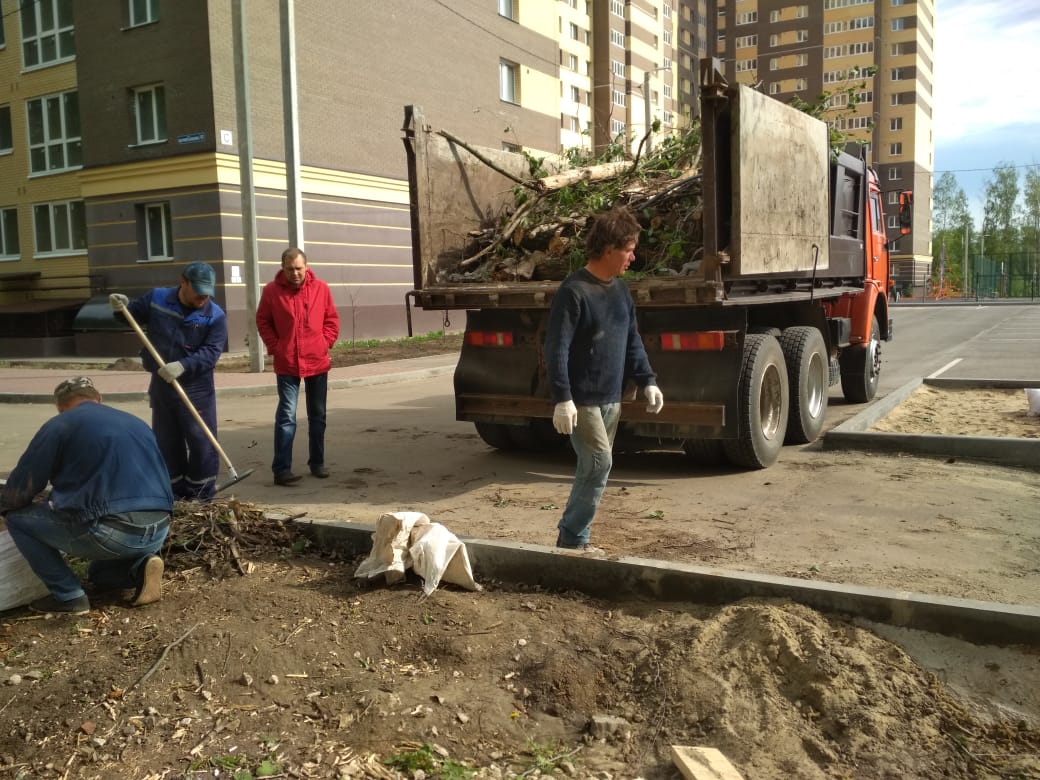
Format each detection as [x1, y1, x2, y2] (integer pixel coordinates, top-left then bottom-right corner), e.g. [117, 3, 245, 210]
[544, 268, 656, 405]
[0, 402, 174, 520]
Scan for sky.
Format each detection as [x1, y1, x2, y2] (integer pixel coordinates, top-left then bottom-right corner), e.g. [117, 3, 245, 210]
[932, 0, 1040, 225]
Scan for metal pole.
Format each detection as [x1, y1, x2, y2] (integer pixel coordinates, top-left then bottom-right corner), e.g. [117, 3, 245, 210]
[281, 0, 304, 249]
[644, 70, 652, 153]
[233, 0, 264, 373]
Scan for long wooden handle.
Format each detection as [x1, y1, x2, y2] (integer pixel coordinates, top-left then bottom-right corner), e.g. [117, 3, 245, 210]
[116, 303, 238, 478]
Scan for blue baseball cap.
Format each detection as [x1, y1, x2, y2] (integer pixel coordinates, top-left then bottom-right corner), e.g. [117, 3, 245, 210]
[183, 262, 216, 296]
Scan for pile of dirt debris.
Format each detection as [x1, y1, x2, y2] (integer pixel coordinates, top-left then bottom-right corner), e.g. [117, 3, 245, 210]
[0, 500, 1037, 779]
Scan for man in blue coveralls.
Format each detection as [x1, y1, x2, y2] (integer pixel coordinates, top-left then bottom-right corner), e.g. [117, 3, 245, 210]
[110, 262, 228, 502]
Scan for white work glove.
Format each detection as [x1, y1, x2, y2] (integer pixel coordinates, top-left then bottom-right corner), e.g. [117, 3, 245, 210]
[158, 361, 185, 384]
[552, 400, 578, 435]
[644, 384, 664, 414]
[109, 293, 129, 311]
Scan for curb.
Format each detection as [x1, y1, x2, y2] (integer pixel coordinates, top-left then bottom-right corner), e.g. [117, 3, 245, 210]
[293, 517, 1040, 647]
[823, 377, 1040, 469]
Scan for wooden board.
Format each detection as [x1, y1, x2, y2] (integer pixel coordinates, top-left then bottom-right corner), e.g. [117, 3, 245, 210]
[731, 85, 829, 275]
[671, 745, 747, 780]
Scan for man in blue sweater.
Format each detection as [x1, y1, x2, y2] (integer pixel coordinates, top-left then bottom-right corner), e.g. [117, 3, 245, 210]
[544, 206, 665, 554]
[111, 262, 228, 501]
[1, 377, 174, 614]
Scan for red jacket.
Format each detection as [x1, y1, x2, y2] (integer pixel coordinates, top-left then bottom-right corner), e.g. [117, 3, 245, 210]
[256, 268, 340, 377]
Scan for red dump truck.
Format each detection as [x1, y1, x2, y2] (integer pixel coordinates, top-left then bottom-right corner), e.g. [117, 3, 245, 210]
[403, 64, 910, 468]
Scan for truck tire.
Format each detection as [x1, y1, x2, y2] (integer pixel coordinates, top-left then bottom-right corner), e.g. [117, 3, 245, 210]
[721, 333, 789, 469]
[474, 422, 519, 451]
[682, 438, 726, 466]
[507, 419, 567, 451]
[840, 315, 881, 404]
[779, 326, 828, 444]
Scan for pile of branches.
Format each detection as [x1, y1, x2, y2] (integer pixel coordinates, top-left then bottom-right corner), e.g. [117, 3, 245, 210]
[162, 498, 309, 578]
[445, 124, 706, 283]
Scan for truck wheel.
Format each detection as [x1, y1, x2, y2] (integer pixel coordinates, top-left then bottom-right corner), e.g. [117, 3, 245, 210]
[682, 438, 726, 466]
[722, 333, 789, 469]
[840, 315, 881, 403]
[779, 326, 828, 444]
[474, 422, 519, 450]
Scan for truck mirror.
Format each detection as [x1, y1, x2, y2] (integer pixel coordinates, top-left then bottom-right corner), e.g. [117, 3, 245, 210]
[898, 191, 913, 235]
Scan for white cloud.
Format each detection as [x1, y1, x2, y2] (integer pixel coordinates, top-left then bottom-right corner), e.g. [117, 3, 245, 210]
[934, 0, 1040, 142]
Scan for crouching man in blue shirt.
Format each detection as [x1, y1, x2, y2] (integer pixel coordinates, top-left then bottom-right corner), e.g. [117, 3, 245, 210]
[1, 377, 174, 615]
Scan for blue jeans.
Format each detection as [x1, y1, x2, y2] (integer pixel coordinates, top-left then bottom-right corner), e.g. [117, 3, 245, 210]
[557, 403, 621, 547]
[272, 373, 328, 475]
[5, 504, 169, 602]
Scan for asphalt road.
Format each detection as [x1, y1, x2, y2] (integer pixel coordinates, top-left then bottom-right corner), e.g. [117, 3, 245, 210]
[879, 302, 1040, 390]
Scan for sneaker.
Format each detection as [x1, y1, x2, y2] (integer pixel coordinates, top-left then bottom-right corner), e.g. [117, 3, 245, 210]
[310, 464, 330, 479]
[131, 556, 164, 607]
[29, 594, 91, 615]
[556, 543, 607, 556]
[274, 471, 303, 486]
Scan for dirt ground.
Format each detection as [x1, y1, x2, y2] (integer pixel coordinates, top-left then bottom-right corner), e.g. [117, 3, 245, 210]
[2, 341, 1040, 779]
[871, 385, 1040, 439]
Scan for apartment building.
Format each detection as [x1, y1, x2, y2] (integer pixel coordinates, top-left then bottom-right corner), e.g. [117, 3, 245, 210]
[692, 0, 934, 284]
[0, 0, 561, 357]
[0, 0, 932, 358]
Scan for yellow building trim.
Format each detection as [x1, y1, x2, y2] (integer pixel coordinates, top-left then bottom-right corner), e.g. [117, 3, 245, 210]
[81, 154, 410, 206]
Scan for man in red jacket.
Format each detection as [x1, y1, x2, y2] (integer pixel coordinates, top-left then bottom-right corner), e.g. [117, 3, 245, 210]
[256, 248, 340, 485]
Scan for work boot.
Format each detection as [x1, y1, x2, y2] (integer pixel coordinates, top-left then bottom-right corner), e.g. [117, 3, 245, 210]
[131, 556, 164, 606]
[274, 471, 302, 486]
[29, 594, 91, 615]
[310, 464, 329, 478]
[555, 542, 607, 556]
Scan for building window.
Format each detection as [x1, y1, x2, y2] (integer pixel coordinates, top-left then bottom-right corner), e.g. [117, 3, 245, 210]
[887, 215, 898, 229]
[612, 59, 625, 77]
[769, 34, 780, 47]
[613, 89, 626, 107]
[796, 5, 808, 17]
[663, 83, 672, 98]
[567, 53, 578, 71]
[890, 117, 903, 131]
[769, 82, 780, 95]
[663, 28, 672, 45]
[889, 142, 903, 156]
[498, 0, 516, 21]
[27, 90, 82, 174]
[611, 29, 624, 47]
[888, 167, 901, 180]
[610, 0, 624, 18]
[795, 29, 808, 42]
[502, 141, 520, 153]
[795, 78, 807, 92]
[134, 84, 166, 145]
[610, 119, 625, 137]
[891, 17, 906, 31]
[33, 199, 86, 255]
[736, 11, 757, 25]
[736, 34, 757, 49]
[570, 85, 580, 103]
[0, 208, 19, 258]
[770, 10, 780, 22]
[888, 191, 899, 205]
[0, 106, 12, 154]
[499, 60, 518, 103]
[0, 11, 5, 47]
[569, 22, 579, 39]
[140, 202, 173, 260]
[129, 0, 159, 26]
[663, 110, 672, 125]
[21, 0, 75, 69]
[662, 3, 670, 18]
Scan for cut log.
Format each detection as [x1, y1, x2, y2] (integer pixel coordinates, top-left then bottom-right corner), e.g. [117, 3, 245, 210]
[537, 161, 633, 192]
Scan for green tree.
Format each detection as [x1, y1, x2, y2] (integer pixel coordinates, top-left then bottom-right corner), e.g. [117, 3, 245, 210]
[981, 162, 1020, 254]
[932, 172, 971, 289]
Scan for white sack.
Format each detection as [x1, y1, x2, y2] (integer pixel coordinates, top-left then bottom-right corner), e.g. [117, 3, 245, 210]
[409, 522, 481, 596]
[354, 511, 481, 596]
[1, 529, 50, 612]
[354, 511, 430, 585]
[1026, 388, 1040, 417]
